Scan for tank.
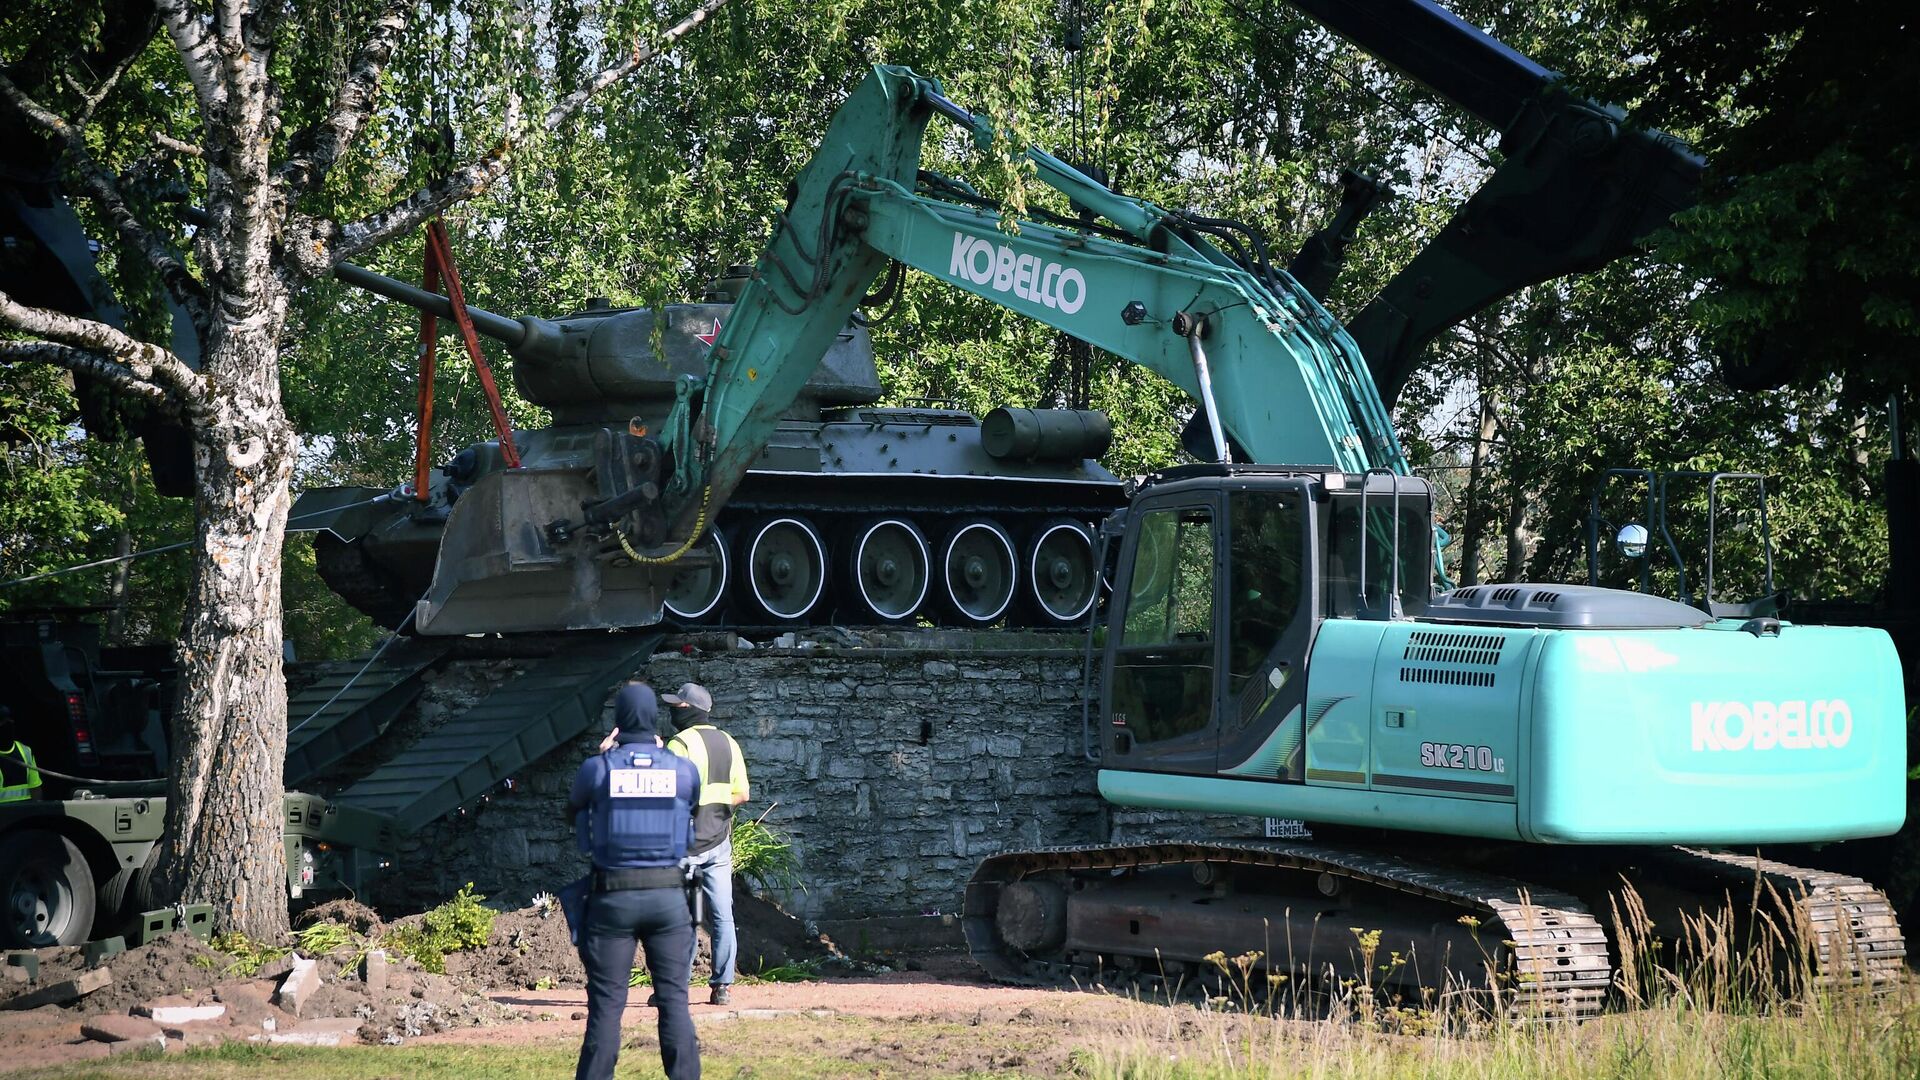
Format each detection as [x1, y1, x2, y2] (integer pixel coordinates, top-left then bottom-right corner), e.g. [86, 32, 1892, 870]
[294, 266, 1128, 635]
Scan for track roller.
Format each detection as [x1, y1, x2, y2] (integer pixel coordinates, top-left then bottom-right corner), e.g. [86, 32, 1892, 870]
[844, 517, 931, 623]
[663, 526, 729, 623]
[1024, 518, 1098, 625]
[740, 516, 828, 622]
[940, 518, 1018, 625]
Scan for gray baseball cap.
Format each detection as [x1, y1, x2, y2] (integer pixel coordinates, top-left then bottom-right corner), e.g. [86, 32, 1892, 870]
[661, 682, 713, 712]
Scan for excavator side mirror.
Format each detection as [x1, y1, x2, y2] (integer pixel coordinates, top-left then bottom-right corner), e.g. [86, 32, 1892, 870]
[1616, 523, 1649, 559]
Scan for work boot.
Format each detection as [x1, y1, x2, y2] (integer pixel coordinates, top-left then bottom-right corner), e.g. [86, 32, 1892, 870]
[709, 985, 731, 1006]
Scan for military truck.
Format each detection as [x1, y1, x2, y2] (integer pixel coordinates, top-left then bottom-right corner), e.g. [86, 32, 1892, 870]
[0, 618, 385, 947]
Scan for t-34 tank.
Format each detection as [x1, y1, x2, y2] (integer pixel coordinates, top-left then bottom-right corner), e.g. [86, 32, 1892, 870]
[294, 265, 1126, 635]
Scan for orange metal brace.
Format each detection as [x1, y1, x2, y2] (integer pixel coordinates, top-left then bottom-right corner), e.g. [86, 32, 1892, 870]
[412, 218, 524, 501]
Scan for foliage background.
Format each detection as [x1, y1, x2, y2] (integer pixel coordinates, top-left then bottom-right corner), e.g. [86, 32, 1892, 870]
[1, 0, 1910, 658]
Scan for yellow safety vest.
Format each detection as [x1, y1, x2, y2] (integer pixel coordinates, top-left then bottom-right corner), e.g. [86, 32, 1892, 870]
[667, 725, 749, 808]
[0, 740, 42, 803]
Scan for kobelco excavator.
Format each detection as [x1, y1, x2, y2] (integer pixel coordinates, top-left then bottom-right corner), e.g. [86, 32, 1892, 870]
[560, 53, 1901, 1014]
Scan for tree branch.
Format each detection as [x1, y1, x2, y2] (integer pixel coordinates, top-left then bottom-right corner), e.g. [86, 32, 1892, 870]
[62, 47, 138, 127]
[0, 341, 179, 412]
[153, 0, 226, 114]
[154, 131, 205, 158]
[0, 290, 207, 416]
[545, 0, 728, 130]
[299, 0, 733, 273]
[278, 0, 411, 197]
[0, 74, 212, 334]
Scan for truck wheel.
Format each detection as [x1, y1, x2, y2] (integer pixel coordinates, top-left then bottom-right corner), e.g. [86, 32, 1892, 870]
[0, 830, 99, 948]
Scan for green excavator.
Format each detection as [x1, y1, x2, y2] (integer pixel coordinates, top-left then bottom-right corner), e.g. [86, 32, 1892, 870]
[567, 18, 1900, 1016]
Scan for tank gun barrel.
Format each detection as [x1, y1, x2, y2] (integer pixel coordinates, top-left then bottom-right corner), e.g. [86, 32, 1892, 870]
[332, 261, 532, 350]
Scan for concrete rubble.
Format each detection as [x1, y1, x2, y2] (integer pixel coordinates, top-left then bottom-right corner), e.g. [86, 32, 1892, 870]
[1, 922, 522, 1061]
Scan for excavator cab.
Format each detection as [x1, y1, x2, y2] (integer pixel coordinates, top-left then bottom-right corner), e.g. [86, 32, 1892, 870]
[1100, 467, 1431, 779]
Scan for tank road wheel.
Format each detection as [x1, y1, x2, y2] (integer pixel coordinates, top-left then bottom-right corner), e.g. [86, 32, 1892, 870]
[941, 519, 1018, 626]
[1024, 518, 1099, 626]
[664, 526, 730, 623]
[844, 518, 931, 624]
[0, 830, 98, 948]
[741, 516, 829, 622]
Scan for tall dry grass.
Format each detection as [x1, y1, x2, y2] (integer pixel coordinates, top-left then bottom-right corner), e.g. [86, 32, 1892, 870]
[1079, 879, 1919, 1079]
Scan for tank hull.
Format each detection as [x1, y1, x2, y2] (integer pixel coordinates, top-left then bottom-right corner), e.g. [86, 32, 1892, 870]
[299, 412, 1126, 633]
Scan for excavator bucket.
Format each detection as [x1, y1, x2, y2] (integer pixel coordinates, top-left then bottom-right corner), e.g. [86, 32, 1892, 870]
[408, 467, 680, 635]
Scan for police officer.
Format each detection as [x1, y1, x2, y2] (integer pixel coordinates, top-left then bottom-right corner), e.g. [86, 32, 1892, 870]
[567, 682, 701, 1080]
[663, 682, 749, 1004]
[0, 706, 42, 804]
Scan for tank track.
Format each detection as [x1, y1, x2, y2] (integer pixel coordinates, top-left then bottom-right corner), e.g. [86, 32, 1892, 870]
[1656, 847, 1906, 991]
[964, 840, 1612, 1019]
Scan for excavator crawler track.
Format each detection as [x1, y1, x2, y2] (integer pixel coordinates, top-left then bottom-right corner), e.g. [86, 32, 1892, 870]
[964, 841, 1612, 1019]
[1652, 848, 1907, 992]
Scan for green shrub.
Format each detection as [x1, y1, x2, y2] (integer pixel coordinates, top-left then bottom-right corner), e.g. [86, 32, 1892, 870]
[208, 932, 291, 977]
[382, 883, 496, 974]
[730, 815, 801, 894]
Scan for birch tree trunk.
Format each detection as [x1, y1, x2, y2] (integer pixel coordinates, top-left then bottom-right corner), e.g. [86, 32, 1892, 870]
[146, 299, 298, 939]
[1460, 391, 1497, 586]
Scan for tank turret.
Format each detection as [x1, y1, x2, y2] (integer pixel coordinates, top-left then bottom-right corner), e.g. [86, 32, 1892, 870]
[295, 265, 1125, 635]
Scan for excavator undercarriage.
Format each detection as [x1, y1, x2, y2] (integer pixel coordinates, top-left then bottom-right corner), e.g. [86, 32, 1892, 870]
[964, 841, 1905, 1018]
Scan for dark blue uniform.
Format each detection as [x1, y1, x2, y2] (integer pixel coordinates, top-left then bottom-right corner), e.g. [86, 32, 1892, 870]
[568, 684, 702, 1080]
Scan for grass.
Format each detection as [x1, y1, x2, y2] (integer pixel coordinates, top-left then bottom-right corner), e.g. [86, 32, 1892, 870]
[22, 874, 1918, 1079]
[1083, 874, 1920, 1080]
[1077, 993, 1920, 1079]
[13, 986, 1917, 1080]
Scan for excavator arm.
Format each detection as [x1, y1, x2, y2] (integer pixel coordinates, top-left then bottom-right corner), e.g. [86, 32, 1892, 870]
[661, 65, 1410, 537]
[1271, 0, 1705, 407]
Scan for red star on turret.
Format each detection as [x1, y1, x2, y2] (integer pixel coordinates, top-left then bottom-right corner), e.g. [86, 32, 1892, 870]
[695, 318, 722, 347]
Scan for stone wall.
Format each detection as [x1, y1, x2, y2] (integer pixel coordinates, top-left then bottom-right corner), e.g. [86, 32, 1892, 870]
[356, 630, 1256, 920]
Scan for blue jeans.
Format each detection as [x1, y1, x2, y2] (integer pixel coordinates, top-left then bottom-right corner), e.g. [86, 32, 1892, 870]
[576, 886, 699, 1080]
[685, 838, 736, 987]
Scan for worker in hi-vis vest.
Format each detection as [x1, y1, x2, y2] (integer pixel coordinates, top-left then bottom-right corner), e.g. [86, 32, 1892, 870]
[663, 683, 749, 1005]
[0, 706, 43, 804]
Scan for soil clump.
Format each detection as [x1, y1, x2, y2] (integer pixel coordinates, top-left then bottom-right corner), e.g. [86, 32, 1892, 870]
[441, 887, 838, 990]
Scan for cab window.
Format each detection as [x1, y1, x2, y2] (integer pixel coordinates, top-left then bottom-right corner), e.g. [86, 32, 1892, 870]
[1227, 492, 1303, 696]
[1111, 506, 1216, 743]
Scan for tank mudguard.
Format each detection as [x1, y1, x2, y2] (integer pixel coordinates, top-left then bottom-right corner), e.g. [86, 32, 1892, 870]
[1522, 622, 1907, 843]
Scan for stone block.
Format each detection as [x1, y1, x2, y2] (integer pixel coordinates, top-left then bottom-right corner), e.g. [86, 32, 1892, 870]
[273, 956, 320, 1017]
[487, 828, 530, 868]
[173, 1028, 230, 1048]
[2, 967, 108, 1010]
[106, 1034, 167, 1056]
[361, 950, 389, 995]
[134, 997, 226, 1024]
[263, 1016, 362, 1046]
[985, 735, 1023, 758]
[81, 1014, 163, 1042]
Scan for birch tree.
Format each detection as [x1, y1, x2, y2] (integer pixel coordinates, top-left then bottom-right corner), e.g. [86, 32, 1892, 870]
[0, 0, 727, 938]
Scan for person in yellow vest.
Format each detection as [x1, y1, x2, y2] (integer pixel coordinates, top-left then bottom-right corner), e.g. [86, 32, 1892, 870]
[0, 706, 44, 804]
[662, 683, 748, 1005]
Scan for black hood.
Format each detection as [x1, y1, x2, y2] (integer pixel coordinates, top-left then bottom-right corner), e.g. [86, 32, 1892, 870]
[612, 683, 658, 742]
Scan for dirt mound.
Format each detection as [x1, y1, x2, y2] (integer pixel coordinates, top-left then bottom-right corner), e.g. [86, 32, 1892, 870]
[440, 889, 837, 991]
[297, 898, 384, 937]
[729, 891, 839, 973]
[441, 903, 582, 990]
[0, 933, 231, 1017]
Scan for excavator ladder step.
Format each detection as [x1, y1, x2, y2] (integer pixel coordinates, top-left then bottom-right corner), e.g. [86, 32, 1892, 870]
[285, 639, 449, 787]
[329, 634, 661, 829]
